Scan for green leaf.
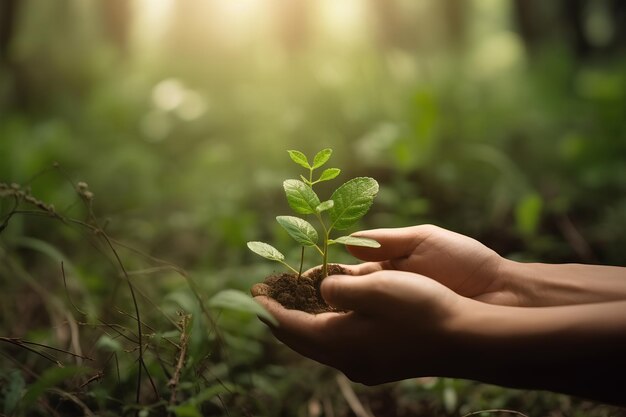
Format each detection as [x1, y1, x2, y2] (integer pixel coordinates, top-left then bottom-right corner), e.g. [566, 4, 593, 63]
[312, 148, 332, 169]
[287, 150, 310, 169]
[189, 383, 237, 405]
[171, 404, 203, 417]
[317, 168, 341, 183]
[21, 366, 89, 409]
[331, 236, 381, 248]
[209, 289, 278, 326]
[315, 200, 334, 213]
[276, 216, 318, 246]
[283, 179, 321, 214]
[3, 370, 25, 415]
[515, 192, 542, 236]
[300, 174, 311, 185]
[96, 335, 122, 352]
[329, 177, 379, 230]
[247, 241, 285, 262]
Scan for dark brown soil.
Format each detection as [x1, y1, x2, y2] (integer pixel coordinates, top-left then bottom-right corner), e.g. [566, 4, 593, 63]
[250, 264, 347, 314]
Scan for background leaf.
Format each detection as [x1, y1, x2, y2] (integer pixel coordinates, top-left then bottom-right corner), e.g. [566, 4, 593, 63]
[329, 177, 379, 230]
[312, 148, 332, 169]
[276, 216, 318, 246]
[246, 241, 285, 261]
[21, 366, 89, 409]
[2, 370, 25, 415]
[515, 192, 543, 237]
[283, 180, 321, 214]
[287, 150, 310, 169]
[209, 289, 278, 326]
[331, 236, 381, 248]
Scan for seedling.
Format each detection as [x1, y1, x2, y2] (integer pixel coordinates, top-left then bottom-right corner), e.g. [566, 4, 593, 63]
[247, 148, 380, 279]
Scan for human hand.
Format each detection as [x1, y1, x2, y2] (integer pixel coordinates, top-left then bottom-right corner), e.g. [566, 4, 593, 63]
[254, 269, 468, 385]
[345, 225, 518, 305]
[347, 225, 626, 307]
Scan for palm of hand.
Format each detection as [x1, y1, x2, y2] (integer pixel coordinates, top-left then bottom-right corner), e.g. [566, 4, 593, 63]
[256, 270, 463, 385]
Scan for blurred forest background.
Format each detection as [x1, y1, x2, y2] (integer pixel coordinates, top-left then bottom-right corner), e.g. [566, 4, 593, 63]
[1, 0, 625, 416]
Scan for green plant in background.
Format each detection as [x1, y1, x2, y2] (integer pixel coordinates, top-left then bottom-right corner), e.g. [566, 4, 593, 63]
[247, 148, 380, 278]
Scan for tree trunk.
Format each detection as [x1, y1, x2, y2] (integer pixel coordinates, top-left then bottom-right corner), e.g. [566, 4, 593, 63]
[0, 0, 18, 65]
[101, 0, 130, 55]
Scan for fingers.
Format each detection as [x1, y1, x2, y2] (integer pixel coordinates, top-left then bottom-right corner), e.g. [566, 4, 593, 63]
[253, 295, 340, 364]
[346, 225, 438, 262]
[321, 273, 391, 314]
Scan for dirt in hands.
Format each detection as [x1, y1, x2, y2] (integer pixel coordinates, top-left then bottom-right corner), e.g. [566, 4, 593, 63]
[250, 264, 347, 314]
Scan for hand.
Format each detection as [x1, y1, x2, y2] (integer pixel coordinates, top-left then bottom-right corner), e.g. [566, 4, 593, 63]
[255, 271, 626, 404]
[255, 269, 466, 385]
[346, 225, 516, 305]
[347, 225, 626, 307]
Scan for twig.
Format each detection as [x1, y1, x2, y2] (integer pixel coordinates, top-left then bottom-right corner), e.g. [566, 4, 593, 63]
[50, 388, 96, 416]
[1, 337, 92, 361]
[168, 314, 190, 409]
[335, 373, 375, 417]
[556, 214, 596, 263]
[61, 261, 87, 316]
[462, 409, 529, 417]
[0, 337, 63, 366]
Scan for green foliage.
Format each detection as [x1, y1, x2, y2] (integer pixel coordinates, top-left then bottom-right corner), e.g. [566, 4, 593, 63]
[330, 236, 381, 248]
[283, 179, 321, 215]
[246, 241, 285, 262]
[1, 2, 625, 415]
[329, 177, 380, 230]
[20, 366, 90, 410]
[276, 216, 318, 247]
[248, 149, 379, 277]
[209, 289, 278, 326]
[1, 370, 25, 415]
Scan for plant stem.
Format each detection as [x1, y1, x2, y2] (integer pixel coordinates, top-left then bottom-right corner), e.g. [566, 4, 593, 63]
[322, 228, 331, 278]
[297, 246, 304, 280]
[280, 261, 299, 275]
[314, 211, 331, 278]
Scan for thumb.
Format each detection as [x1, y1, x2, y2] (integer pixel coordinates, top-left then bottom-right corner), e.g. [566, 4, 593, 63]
[346, 225, 432, 262]
[321, 273, 387, 314]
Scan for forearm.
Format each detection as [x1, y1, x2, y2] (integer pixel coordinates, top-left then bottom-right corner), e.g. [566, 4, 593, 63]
[449, 299, 626, 405]
[500, 259, 626, 306]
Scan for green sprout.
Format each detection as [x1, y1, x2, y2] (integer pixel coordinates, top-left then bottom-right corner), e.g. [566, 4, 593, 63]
[247, 148, 380, 278]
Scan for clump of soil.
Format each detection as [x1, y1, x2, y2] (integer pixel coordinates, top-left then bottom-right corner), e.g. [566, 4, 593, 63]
[250, 264, 347, 314]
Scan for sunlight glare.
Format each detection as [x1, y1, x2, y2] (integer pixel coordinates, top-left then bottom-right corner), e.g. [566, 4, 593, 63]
[133, 0, 175, 44]
[316, 0, 368, 43]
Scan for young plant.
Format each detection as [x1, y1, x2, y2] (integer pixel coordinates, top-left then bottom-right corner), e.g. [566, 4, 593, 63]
[247, 148, 380, 278]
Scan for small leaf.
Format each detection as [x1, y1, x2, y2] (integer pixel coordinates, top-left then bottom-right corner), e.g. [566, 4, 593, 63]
[209, 289, 278, 326]
[312, 148, 332, 169]
[247, 241, 285, 262]
[331, 236, 381, 248]
[329, 177, 379, 230]
[283, 179, 321, 214]
[315, 200, 334, 213]
[287, 150, 310, 169]
[276, 216, 318, 246]
[96, 335, 123, 352]
[317, 168, 341, 183]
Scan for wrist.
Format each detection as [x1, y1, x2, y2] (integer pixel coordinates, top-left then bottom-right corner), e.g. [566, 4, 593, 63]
[499, 260, 626, 307]
[446, 298, 626, 404]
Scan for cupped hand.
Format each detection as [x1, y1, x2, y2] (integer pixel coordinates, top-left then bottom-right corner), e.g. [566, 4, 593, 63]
[346, 225, 520, 306]
[254, 269, 468, 385]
